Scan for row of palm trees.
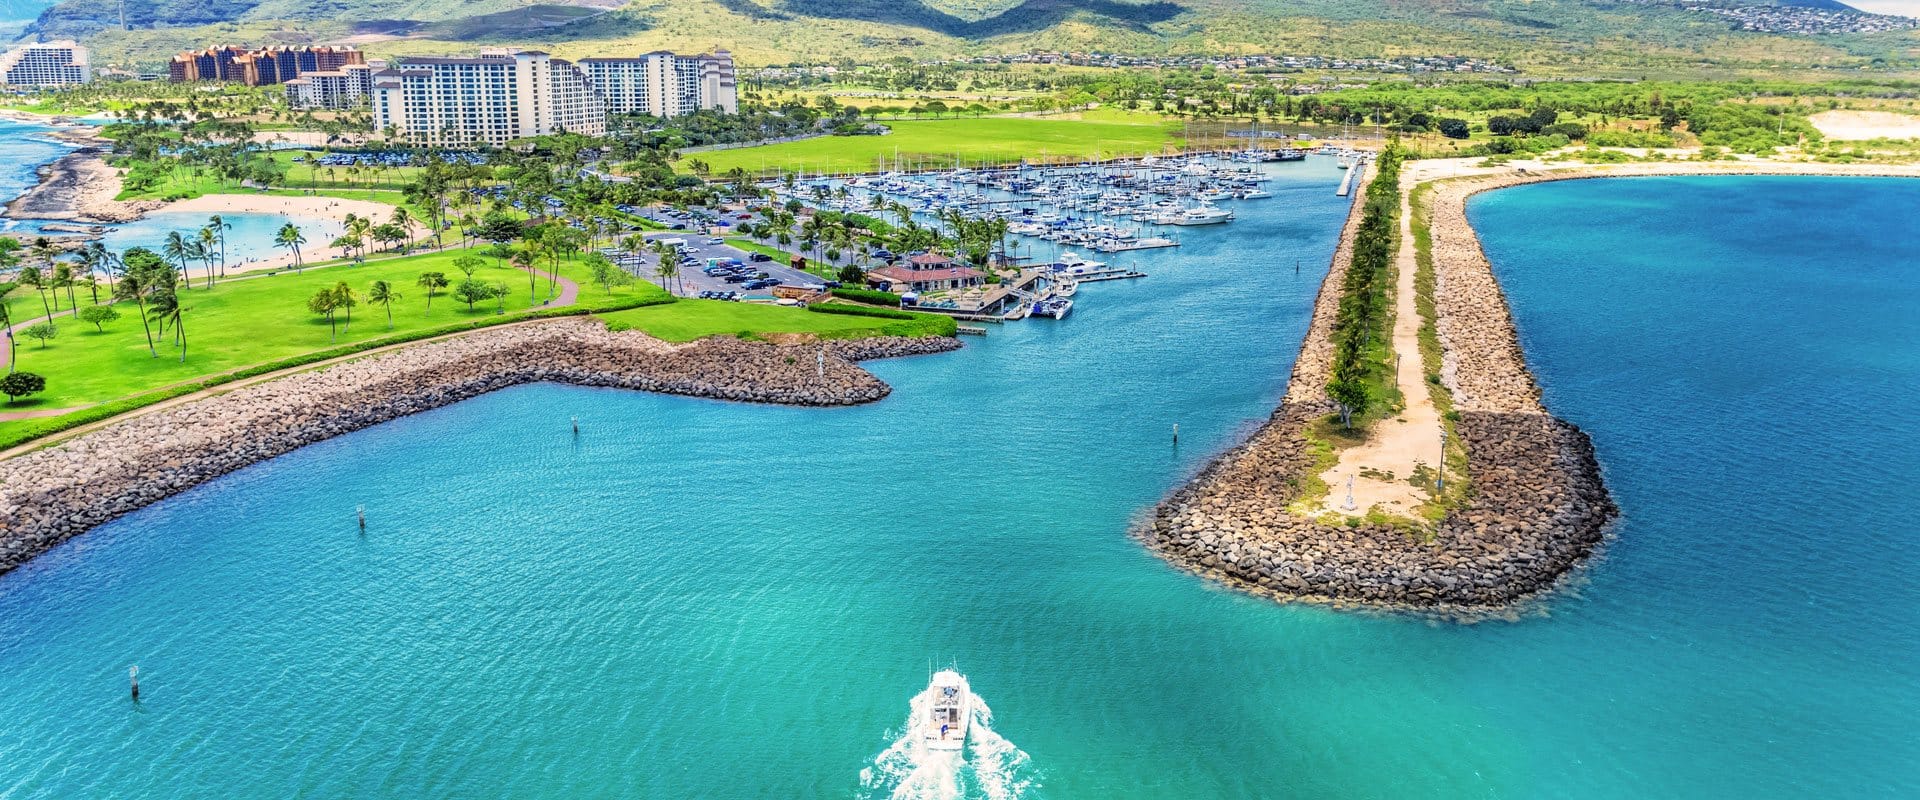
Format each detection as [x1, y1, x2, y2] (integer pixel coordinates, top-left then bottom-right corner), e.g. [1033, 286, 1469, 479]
[160, 214, 233, 290]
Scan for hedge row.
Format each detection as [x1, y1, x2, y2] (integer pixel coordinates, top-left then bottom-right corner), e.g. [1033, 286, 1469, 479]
[804, 304, 916, 321]
[830, 288, 903, 306]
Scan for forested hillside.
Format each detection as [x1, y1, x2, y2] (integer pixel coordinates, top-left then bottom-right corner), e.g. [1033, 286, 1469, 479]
[16, 0, 1920, 74]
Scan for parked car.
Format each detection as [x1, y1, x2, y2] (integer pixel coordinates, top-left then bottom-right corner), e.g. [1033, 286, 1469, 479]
[706, 237, 724, 245]
[724, 274, 753, 283]
[747, 253, 773, 263]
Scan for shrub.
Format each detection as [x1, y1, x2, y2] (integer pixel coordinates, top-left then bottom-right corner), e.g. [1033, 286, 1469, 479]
[830, 287, 902, 306]
[806, 304, 914, 320]
[0, 372, 46, 404]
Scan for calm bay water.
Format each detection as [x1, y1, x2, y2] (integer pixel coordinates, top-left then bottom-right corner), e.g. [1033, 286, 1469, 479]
[0, 168, 1914, 798]
[101, 211, 345, 268]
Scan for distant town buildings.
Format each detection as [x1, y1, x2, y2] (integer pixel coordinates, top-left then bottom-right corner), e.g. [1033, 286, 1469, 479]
[577, 50, 738, 116]
[0, 41, 91, 87]
[168, 45, 365, 85]
[1622, 0, 1918, 35]
[370, 51, 606, 146]
[284, 63, 379, 110]
[955, 52, 1516, 75]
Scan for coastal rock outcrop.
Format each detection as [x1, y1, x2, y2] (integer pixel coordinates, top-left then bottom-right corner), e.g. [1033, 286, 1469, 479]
[1141, 167, 1618, 611]
[0, 319, 961, 576]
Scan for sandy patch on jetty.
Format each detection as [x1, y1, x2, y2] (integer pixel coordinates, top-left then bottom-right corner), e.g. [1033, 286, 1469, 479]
[1810, 110, 1920, 141]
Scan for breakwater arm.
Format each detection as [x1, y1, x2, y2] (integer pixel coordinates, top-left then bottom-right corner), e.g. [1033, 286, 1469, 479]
[0, 320, 959, 576]
[1141, 158, 1622, 612]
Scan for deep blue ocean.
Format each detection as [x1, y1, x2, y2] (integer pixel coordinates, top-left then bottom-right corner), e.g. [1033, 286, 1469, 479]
[0, 164, 1914, 798]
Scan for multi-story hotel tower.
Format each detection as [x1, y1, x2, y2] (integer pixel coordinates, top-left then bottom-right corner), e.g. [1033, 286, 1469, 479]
[577, 50, 738, 116]
[370, 49, 737, 146]
[0, 41, 91, 87]
[371, 51, 606, 147]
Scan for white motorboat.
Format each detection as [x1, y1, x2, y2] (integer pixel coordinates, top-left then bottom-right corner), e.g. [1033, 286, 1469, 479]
[1156, 203, 1234, 226]
[923, 670, 972, 751]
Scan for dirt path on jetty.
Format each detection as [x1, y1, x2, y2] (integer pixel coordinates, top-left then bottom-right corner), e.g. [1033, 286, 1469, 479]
[1315, 185, 1443, 516]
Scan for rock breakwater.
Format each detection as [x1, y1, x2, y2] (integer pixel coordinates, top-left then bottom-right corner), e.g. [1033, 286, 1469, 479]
[1142, 165, 1619, 611]
[0, 319, 960, 576]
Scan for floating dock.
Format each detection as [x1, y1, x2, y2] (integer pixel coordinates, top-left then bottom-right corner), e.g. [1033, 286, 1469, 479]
[1336, 167, 1357, 197]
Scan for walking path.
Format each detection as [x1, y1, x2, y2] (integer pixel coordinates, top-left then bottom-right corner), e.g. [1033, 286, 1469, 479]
[1315, 185, 1444, 517]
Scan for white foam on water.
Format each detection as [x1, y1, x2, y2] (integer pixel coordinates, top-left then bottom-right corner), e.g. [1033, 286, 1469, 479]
[858, 682, 1035, 800]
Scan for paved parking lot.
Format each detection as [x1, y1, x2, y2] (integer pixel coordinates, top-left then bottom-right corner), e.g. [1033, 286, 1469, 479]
[622, 234, 824, 298]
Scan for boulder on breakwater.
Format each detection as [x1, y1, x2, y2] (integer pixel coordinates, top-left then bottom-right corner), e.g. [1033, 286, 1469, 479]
[0, 319, 961, 576]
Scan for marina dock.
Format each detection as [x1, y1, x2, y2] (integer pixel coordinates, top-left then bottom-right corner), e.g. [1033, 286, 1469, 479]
[1337, 167, 1356, 196]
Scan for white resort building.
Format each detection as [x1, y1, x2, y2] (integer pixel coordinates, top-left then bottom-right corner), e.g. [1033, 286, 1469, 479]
[370, 50, 606, 146]
[284, 63, 378, 110]
[0, 41, 91, 87]
[577, 50, 738, 117]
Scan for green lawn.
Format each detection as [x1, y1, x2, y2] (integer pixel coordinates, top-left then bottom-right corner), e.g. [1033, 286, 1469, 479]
[596, 300, 950, 342]
[693, 115, 1185, 175]
[2, 249, 666, 415]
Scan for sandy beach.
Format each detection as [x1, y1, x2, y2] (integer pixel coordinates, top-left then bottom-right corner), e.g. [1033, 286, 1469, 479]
[164, 194, 423, 274]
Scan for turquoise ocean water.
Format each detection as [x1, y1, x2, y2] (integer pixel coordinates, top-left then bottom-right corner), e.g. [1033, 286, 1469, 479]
[0, 165, 1915, 797]
[0, 117, 75, 237]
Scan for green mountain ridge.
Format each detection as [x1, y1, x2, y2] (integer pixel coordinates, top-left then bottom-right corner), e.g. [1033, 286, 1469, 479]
[18, 0, 1919, 74]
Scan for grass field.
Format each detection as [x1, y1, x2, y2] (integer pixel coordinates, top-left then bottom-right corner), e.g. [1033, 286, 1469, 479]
[596, 301, 951, 342]
[1, 249, 663, 415]
[693, 113, 1184, 175]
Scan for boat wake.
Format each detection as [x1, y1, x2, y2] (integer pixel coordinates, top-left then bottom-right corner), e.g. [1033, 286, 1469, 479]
[858, 684, 1035, 800]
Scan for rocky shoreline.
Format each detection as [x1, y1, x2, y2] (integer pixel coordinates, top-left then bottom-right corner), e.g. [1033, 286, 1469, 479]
[1, 119, 159, 224]
[0, 319, 960, 576]
[1139, 162, 1622, 612]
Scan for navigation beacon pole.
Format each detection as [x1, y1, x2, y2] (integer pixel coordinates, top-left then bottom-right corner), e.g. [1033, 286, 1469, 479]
[129, 665, 139, 702]
[1172, 423, 1179, 443]
[357, 505, 366, 532]
[1437, 429, 1447, 493]
[1341, 474, 1358, 512]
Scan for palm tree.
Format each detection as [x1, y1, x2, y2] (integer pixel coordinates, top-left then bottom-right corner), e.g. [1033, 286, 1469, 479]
[114, 268, 157, 358]
[162, 231, 192, 285]
[368, 280, 400, 329]
[390, 207, 414, 252]
[348, 217, 372, 260]
[511, 245, 538, 303]
[276, 223, 307, 273]
[416, 271, 448, 315]
[188, 235, 213, 288]
[146, 289, 185, 362]
[51, 263, 76, 317]
[18, 266, 52, 322]
[331, 282, 356, 332]
[207, 214, 231, 278]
